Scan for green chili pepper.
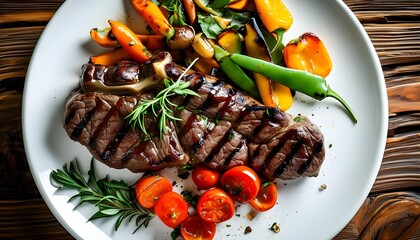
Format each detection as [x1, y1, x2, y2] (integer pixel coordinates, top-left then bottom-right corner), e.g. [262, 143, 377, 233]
[214, 45, 260, 99]
[229, 53, 357, 123]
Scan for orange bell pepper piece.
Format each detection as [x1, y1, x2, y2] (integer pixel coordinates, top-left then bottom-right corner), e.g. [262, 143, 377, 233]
[244, 19, 292, 111]
[283, 32, 332, 78]
[108, 20, 152, 63]
[227, 0, 251, 11]
[254, 0, 293, 52]
[131, 0, 174, 39]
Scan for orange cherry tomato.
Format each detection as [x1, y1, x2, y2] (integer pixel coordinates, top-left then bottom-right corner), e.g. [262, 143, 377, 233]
[192, 164, 221, 190]
[249, 181, 278, 212]
[196, 188, 235, 223]
[180, 215, 217, 240]
[154, 191, 189, 228]
[220, 166, 260, 203]
[135, 174, 173, 209]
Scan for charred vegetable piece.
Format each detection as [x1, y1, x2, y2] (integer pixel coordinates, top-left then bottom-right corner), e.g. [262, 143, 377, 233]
[185, 47, 219, 74]
[214, 16, 231, 29]
[181, 0, 197, 24]
[90, 27, 118, 48]
[284, 32, 332, 78]
[214, 45, 260, 99]
[245, 18, 293, 111]
[90, 27, 166, 50]
[254, 0, 293, 52]
[217, 29, 243, 54]
[192, 32, 215, 58]
[229, 53, 357, 123]
[90, 48, 131, 66]
[108, 20, 152, 63]
[167, 26, 195, 50]
[131, 0, 175, 39]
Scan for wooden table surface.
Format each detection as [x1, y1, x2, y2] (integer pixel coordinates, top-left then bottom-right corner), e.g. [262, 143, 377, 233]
[0, 0, 419, 239]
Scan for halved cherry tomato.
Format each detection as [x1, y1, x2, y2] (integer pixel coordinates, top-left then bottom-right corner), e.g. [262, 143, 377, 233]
[180, 215, 217, 240]
[249, 181, 278, 212]
[135, 174, 173, 209]
[154, 191, 189, 228]
[220, 166, 260, 203]
[196, 188, 235, 223]
[192, 164, 221, 190]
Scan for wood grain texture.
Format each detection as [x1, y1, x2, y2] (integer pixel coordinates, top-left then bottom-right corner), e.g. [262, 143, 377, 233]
[0, 0, 419, 239]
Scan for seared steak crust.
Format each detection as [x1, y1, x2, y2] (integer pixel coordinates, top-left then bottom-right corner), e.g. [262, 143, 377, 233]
[64, 54, 325, 180]
[64, 91, 189, 172]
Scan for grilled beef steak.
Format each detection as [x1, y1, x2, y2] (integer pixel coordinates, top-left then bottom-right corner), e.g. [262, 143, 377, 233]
[64, 91, 189, 171]
[64, 52, 325, 180]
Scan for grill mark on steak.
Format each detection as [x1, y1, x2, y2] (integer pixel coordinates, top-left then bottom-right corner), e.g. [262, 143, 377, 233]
[192, 125, 209, 153]
[71, 105, 96, 138]
[297, 140, 323, 175]
[273, 132, 302, 178]
[89, 97, 123, 149]
[204, 128, 234, 164]
[101, 124, 128, 161]
[224, 140, 244, 167]
[122, 138, 147, 163]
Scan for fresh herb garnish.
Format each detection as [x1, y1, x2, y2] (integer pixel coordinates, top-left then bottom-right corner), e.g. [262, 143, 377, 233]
[159, 0, 188, 26]
[125, 58, 200, 139]
[50, 159, 154, 233]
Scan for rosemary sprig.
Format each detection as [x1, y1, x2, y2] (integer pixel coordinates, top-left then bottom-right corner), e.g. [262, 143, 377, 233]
[125, 58, 200, 139]
[50, 159, 154, 233]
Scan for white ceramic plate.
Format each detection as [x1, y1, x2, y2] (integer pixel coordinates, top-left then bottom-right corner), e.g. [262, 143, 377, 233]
[22, 0, 388, 239]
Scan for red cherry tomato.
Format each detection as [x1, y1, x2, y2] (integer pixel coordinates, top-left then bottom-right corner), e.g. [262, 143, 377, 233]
[220, 166, 260, 202]
[135, 174, 173, 208]
[249, 181, 278, 212]
[192, 164, 221, 190]
[196, 188, 235, 223]
[180, 215, 217, 240]
[153, 191, 189, 228]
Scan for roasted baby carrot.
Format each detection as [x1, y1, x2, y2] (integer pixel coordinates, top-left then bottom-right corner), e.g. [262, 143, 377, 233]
[131, 0, 174, 39]
[89, 48, 131, 66]
[108, 20, 152, 63]
[90, 27, 166, 50]
[181, 0, 197, 24]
